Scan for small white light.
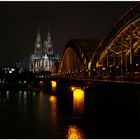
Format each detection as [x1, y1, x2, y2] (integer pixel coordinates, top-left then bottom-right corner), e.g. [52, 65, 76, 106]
[11, 68, 15, 71]
[9, 71, 12, 74]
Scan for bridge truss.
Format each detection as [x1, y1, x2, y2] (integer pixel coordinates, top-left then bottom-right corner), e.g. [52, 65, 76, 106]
[90, 2, 140, 77]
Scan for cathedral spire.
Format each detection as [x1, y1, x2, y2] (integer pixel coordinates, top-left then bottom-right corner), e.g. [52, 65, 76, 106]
[47, 29, 53, 55]
[36, 26, 41, 45]
[34, 26, 42, 55]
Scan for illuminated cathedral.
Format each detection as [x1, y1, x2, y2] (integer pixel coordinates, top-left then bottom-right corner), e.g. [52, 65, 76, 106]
[29, 28, 59, 73]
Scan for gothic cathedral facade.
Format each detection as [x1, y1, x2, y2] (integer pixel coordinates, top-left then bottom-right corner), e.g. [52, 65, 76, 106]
[29, 28, 59, 73]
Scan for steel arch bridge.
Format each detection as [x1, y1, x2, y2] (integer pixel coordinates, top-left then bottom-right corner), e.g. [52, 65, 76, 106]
[57, 2, 140, 78]
[90, 2, 140, 77]
[58, 39, 98, 77]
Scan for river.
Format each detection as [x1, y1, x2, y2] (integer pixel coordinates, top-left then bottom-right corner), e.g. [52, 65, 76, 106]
[0, 84, 140, 138]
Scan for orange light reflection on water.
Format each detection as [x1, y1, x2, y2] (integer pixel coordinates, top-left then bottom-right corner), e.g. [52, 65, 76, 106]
[49, 95, 57, 102]
[67, 125, 85, 139]
[49, 95, 58, 128]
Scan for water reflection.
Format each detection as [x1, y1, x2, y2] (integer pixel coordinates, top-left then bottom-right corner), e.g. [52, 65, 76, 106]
[17, 90, 28, 117]
[6, 90, 10, 100]
[23, 91, 27, 115]
[73, 88, 85, 115]
[0, 89, 86, 138]
[49, 95, 58, 128]
[37, 91, 45, 120]
[32, 91, 36, 98]
[67, 125, 85, 139]
[23, 91, 27, 96]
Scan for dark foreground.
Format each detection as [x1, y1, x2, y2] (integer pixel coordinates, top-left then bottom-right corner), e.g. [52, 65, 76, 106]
[0, 83, 140, 139]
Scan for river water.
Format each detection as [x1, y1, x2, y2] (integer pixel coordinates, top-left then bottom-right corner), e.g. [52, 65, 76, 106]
[0, 84, 140, 138]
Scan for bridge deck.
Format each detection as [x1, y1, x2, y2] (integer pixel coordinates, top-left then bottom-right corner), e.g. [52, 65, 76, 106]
[52, 74, 140, 86]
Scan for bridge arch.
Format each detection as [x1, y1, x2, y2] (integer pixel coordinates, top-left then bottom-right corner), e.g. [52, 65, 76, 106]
[90, 2, 140, 76]
[59, 39, 98, 76]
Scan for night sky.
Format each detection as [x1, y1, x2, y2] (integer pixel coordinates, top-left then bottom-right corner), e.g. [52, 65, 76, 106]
[0, 1, 134, 68]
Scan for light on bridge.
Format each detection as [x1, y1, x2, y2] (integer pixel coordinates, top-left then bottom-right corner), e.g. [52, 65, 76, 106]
[51, 81, 57, 92]
[39, 80, 43, 85]
[71, 86, 76, 91]
[73, 88, 84, 101]
[71, 87, 85, 115]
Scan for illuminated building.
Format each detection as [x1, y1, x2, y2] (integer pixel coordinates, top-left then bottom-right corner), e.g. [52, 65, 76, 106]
[29, 27, 59, 73]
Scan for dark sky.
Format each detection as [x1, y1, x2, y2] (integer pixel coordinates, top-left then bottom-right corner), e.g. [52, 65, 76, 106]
[0, 1, 134, 68]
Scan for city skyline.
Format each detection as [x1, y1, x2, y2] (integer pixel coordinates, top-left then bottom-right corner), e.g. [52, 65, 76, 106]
[0, 1, 133, 68]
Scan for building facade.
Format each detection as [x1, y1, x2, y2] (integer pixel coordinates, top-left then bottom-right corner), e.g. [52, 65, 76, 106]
[29, 28, 59, 73]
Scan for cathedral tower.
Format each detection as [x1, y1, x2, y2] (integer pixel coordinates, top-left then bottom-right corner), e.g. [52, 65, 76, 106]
[34, 27, 43, 55]
[46, 30, 53, 55]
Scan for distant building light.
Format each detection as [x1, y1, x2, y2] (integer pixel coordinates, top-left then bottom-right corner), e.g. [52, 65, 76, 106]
[39, 80, 43, 85]
[9, 71, 12, 74]
[136, 64, 139, 67]
[103, 67, 105, 70]
[116, 66, 119, 69]
[18, 81, 22, 84]
[11, 68, 15, 71]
